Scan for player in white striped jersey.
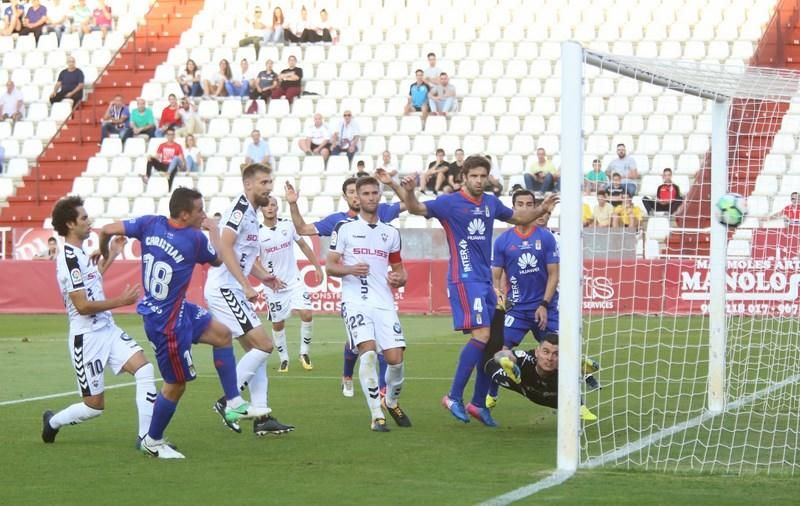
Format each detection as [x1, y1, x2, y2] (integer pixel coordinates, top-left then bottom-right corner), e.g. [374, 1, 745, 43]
[326, 176, 411, 432]
[42, 196, 158, 450]
[259, 195, 322, 372]
[204, 163, 294, 436]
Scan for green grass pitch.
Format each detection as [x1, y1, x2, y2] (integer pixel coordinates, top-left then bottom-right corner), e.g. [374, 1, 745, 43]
[1, 314, 798, 505]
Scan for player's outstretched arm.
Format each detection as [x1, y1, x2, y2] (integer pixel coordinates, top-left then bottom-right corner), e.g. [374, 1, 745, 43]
[376, 169, 427, 216]
[98, 221, 127, 260]
[285, 181, 319, 236]
[297, 237, 323, 283]
[69, 283, 140, 315]
[507, 193, 559, 225]
[97, 236, 127, 275]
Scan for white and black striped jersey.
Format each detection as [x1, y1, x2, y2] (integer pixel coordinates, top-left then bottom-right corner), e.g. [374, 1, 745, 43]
[206, 193, 261, 291]
[55, 243, 114, 335]
[329, 216, 401, 310]
[258, 218, 302, 296]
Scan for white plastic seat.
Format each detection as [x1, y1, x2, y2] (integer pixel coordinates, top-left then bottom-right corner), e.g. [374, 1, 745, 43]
[411, 135, 436, 155]
[752, 175, 778, 196]
[96, 176, 120, 198]
[646, 216, 671, 241]
[109, 157, 133, 176]
[83, 197, 106, 219]
[85, 157, 108, 175]
[21, 139, 43, 160]
[301, 157, 325, 176]
[510, 135, 535, 155]
[388, 135, 411, 154]
[131, 197, 156, 216]
[204, 157, 227, 175]
[105, 197, 131, 219]
[72, 176, 95, 195]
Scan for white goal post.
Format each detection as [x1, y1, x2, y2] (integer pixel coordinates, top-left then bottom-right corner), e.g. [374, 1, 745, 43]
[559, 41, 800, 474]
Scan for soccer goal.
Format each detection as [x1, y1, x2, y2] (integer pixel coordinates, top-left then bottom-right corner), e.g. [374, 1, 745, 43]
[558, 41, 800, 475]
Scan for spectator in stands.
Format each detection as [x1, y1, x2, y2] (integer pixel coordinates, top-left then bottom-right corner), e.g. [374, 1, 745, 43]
[404, 69, 430, 124]
[607, 173, 626, 207]
[50, 56, 85, 108]
[157, 93, 182, 136]
[642, 168, 683, 215]
[1, 0, 24, 36]
[330, 110, 360, 162]
[19, 0, 47, 41]
[485, 154, 503, 196]
[213, 212, 222, 223]
[298, 113, 331, 164]
[0, 143, 5, 173]
[176, 97, 204, 136]
[423, 53, 441, 87]
[127, 98, 156, 140]
[244, 129, 275, 168]
[584, 158, 607, 194]
[592, 191, 613, 228]
[422, 148, 450, 194]
[226, 59, 252, 98]
[272, 55, 303, 104]
[239, 6, 268, 59]
[309, 8, 335, 42]
[379, 150, 399, 182]
[178, 59, 203, 98]
[0, 81, 24, 123]
[582, 202, 593, 227]
[264, 7, 285, 43]
[769, 191, 800, 225]
[203, 59, 232, 98]
[285, 5, 313, 43]
[91, 0, 113, 40]
[524, 147, 559, 193]
[34, 237, 59, 260]
[142, 128, 185, 192]
[612, 194, 642, 230]
[44, 0, 68, 40]
[248, 59, 278, 113]
[69, 0, 92, 34]
[184, 134, 203, 173]
[443, 148, 465, 193]
[100, 94, 130, 140]
[428, 72, 456, 116]
[606, 143, 639, 196]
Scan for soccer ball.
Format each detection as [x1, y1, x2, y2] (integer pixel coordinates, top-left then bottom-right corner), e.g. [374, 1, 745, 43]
[716, 193, 747, 227]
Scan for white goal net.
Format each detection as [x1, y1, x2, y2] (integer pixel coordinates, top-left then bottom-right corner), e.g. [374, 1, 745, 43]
[560, 45, 800, 474]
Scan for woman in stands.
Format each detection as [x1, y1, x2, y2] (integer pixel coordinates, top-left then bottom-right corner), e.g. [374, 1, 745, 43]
[183, 134, 203, 173]
[265, 7, 285, 43]
[203, 59, 232, 98]
[179, 59, 203, 98]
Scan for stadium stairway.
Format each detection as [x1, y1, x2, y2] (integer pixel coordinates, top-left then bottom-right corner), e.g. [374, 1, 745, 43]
[667, 1, 794, 256]
[0, 0, 204, 229]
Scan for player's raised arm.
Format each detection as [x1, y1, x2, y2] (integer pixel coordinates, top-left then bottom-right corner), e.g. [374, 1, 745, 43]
[296, 236, 323, 283]
[98, 221, 128, 259]
[507, 193, 559, 225]
[69, 282, 140, 315]
[97, 236, 127, 275]
[201, 217, 225, 267]
[285, 181, 319, 236]
[376, 169, 427, 216]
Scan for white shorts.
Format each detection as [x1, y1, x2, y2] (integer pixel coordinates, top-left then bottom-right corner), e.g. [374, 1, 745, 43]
[69, 324, 143, 397]
[265, 282, 313, 322]
[205, 286, 262, 337]
[341, 302, 405, 352]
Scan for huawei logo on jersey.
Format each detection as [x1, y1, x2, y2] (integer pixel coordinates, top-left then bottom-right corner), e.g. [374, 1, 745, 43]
[467, 218, 486, 239]
[517, 252, 540, 273]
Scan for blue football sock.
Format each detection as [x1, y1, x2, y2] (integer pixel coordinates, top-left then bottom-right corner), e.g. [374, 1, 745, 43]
[471, 366, 491, 408]
[148, 393, 177, 440]
[378, 353, 387, 390]
[342, 342, 358, 377]
[488, 381, 500, 398]
[213, 346, 240, 400]
[449, 338, 485, 402]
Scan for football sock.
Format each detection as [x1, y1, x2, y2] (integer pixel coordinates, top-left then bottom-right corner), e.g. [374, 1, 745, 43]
[212, 346, 240, 401]
[384, 362, 405, 409]
[488, 381, 500, 398]
[273, 328, 289, 363]
[343, 342, 358, 377]
[236, 348, 270, 396]
[449, 338, 486, 402]
[49, 402, 103, 429]
[358, 350, 383, 419]
[134, 363, 157, 439]
[300, 321, 313, 356]
[378, 353, 388, 390]
[471, 366, 491, 409]
[148, 393, 177, 440]
[248, 361, 269, 410]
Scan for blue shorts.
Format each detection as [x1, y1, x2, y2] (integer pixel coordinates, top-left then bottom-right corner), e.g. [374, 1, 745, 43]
[447, 282, 496, 332]
[143, 302, 212, 384]
[503, 308, 559, 348]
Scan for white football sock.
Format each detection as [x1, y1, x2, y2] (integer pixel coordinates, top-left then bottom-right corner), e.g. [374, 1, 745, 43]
[49, 402, 103, 429]
[236, 348, 270, 397]
[384, 362, 405, 409]
[358, 350, 383, 420]
[134, 363, 157, 438]
[272, 328, 289, 363]
[248, 361, 269, 411]
[300, 321, 313, 356]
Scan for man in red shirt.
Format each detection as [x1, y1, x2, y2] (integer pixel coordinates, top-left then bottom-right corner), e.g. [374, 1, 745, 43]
[642, 168, 683, 215]
[770, 192, 800, 225]
[156, 94, 183, 136]
[142, 128, 185, 192]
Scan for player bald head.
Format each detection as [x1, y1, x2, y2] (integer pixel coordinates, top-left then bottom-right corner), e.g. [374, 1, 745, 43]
[52, 196, 85, 237]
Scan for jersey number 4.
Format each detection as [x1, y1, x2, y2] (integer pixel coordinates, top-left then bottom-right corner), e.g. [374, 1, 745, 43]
[143, 253, 173, 301]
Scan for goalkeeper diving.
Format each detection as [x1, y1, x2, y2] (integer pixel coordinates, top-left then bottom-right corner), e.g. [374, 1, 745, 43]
[482, 298, 599, 421]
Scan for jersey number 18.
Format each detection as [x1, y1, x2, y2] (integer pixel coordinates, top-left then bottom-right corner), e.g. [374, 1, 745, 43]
[143, 253, 173, 301]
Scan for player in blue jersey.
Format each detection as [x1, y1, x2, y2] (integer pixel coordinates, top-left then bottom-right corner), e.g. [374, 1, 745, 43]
[377, 156, 556, 427]
[99, 188, 259, 458]
[284, 176, 404, 398]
